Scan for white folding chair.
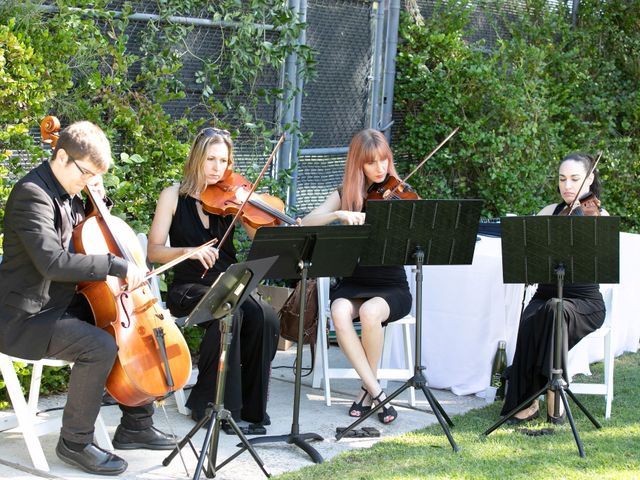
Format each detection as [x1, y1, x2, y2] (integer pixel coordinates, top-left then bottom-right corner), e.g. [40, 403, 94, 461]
[137, 232, 194, 416]
[0, 354, 113, 472]
[312, 276, 416, 406]
[568, 287, 615, 419]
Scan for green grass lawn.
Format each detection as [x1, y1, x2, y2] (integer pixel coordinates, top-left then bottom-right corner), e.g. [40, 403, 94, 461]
[277, 351, 640, 479]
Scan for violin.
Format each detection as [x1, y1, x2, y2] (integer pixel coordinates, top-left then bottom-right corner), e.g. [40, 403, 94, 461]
[367, 174, 419, 200]
[41, 116, 192, 406]
[558, 191, 601, 216]
[367, 127, 459, 201]
[200, 170, 296, 228]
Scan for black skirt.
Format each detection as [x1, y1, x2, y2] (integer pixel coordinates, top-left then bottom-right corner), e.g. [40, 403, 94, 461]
[329, 264, 412, 325]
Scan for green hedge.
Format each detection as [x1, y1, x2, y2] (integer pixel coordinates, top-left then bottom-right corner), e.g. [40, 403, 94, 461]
[394, 0, 640, 231]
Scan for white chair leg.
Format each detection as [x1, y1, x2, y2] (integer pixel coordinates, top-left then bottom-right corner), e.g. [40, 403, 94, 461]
[402, 322, 416, 407]
[0, 356, 50, 471]
[312, 312, 325, 389]
[174, 388, 190, 416]
[28, 362, 44, 413]
[94, 413, 114, 451]
[321, 313, 332, 406]
[604, 329, 614, 419]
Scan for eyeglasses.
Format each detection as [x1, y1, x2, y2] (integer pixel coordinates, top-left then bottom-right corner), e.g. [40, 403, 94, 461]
[200, 127, 230, 138]
[70, 157, 98, 178]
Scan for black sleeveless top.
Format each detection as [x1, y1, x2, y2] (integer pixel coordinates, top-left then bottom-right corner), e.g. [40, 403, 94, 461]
[169, 194, 237, 286]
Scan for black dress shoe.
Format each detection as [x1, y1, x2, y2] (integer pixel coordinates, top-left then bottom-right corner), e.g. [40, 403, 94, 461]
[56, 438, 127, 476]
[112, 425, 176, 450]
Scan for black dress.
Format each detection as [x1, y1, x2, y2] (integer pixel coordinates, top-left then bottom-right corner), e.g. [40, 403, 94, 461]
[166, 195, 280, 424]
[500, 205, 606, 415]
[329, 188, 412, 324]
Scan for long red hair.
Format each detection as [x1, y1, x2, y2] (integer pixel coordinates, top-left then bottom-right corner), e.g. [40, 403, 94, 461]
[341, 129, 399, 212]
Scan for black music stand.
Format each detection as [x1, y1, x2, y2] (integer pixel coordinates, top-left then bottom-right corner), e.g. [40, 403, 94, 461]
[484, 215, 620, 458]
[162, 256, 277, 479]
[335, 199, 482, 452]
[247, 225, 372, 464]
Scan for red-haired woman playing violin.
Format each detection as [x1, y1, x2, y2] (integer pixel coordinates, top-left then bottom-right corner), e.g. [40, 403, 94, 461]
[147, 128, 279, 433]
[301, 129, 413, 424]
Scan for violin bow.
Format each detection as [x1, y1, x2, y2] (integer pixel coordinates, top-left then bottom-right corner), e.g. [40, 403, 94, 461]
[566, 151, 603, 216]
[387, 126, 459, 197]
[141, 238, 219, 283]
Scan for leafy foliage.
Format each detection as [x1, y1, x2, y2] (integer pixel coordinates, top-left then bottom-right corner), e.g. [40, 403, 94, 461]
[394, 0, 640, 231]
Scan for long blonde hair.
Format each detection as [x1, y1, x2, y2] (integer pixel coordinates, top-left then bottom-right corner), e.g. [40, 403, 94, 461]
[341, 129, 399, 212]
[180, 128, 234, 197]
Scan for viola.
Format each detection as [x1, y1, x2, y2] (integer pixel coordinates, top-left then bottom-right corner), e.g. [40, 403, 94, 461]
[200, 170, 297, 228]
[367, 174, 419, 200]
[41, 116, 192, 406]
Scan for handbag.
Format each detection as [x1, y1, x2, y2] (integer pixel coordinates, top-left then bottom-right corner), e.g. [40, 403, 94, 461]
[279, 279, 319, 365]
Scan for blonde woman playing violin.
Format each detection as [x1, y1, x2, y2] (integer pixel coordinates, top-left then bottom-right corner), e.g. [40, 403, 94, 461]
[147, 128, 279, 433]
[502, 152, 609, 425]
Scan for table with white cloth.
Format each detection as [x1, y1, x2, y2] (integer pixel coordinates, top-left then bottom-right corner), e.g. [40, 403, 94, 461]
[383, 232, 640, 396]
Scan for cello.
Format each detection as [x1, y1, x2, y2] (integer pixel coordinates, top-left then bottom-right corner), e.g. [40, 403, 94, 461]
[41, 116, 192, 407]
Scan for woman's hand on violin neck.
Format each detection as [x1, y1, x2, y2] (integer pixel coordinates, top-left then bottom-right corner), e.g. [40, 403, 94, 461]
[186, 245, 219, 269]
[124, 262, 147, 291]
[336, 210, 366, 225]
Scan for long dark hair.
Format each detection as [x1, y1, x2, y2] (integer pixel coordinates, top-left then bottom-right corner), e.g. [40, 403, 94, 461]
[559, 152, 602, 199]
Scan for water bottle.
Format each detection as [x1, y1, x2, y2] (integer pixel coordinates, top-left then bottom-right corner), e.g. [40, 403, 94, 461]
[490, 340, 507, 400]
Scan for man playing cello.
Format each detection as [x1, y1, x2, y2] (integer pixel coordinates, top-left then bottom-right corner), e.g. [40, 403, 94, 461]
[0, 121, 174, 475]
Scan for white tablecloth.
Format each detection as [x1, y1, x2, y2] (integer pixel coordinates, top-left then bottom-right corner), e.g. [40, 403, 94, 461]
[384, 233, 640, 396]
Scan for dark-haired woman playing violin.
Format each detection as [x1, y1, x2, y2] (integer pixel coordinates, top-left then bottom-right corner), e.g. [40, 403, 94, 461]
[502, 152, 608, 425]
[301, 128, 413, 424]
[147, 128, 279, 432]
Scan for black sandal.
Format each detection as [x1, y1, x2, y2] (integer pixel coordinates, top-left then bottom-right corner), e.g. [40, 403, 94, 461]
[348, 386, 371, 418]
[371, 390, 397, 424]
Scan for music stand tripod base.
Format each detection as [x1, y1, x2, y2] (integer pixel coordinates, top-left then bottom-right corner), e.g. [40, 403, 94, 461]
[247, 225, 373, 464]
[162, 257, 277, 479]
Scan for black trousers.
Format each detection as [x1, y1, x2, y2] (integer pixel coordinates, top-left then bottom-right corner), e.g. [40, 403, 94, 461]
[46, 314, 154, 444]
[168, 284, 279, 424]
